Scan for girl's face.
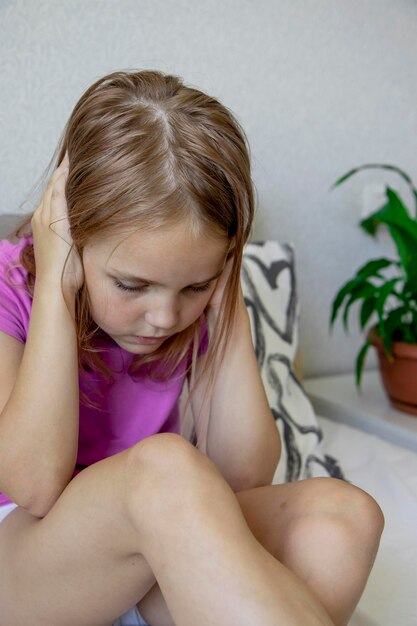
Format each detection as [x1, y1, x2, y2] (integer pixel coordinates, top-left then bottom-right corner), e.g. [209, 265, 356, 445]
[82, 223, 229, 354]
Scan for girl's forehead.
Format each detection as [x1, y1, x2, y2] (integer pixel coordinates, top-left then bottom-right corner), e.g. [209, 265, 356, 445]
[88, 224, 229, 272]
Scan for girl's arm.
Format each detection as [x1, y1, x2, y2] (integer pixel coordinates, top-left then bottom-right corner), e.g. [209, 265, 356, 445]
[190, 281, 281, 493]
[0, 156, 83, 518]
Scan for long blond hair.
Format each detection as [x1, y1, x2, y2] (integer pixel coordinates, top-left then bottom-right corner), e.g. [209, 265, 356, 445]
[11, 69, 255, 448]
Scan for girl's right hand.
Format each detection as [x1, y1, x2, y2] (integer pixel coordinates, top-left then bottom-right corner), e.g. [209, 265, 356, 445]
[31, 153, 85, 300]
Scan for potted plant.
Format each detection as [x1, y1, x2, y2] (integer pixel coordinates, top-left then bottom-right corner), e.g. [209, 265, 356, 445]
[330, 163, 417, 415]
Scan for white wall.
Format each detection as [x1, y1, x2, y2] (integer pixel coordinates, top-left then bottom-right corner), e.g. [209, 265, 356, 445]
[1, 0, 416, 376]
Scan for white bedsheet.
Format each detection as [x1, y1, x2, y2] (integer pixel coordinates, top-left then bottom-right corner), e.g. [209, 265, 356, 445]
[317, 414, 417, 626]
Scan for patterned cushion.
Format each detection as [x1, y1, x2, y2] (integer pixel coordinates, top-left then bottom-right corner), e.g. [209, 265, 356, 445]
[242, 241, 344, 483]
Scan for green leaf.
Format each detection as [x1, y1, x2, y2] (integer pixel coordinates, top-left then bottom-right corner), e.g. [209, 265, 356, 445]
[330, 276, 364, 327]
[359, 297, 377, 330]
[355, 340, 371, 387]
[356, 257, 394, 279]
[331, 163, 417, 216]
[360, 190, 415, 236]
[375, 278, 401, 321]
[342, 282, 378, 331]
[385, 190, 417, 281]
[382, 307, 409, 354]
[400, 281, 417, 306]
[374, 278, 401, 351]
[331, 167, 364, 189]
[403, 326, 416, 342]
[360, 189, 417, 282]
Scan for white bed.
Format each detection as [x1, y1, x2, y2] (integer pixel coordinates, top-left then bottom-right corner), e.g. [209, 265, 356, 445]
[317, 414, 417, 626]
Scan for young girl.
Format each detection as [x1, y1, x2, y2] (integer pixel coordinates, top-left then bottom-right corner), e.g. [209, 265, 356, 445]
[0, 69, 383, 626]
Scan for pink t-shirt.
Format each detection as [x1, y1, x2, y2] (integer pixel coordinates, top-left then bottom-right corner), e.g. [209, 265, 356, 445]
[0, 235, 208, 507]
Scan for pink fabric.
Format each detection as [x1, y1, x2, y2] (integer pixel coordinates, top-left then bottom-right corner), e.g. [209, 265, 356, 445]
[0, 235, 208, 507]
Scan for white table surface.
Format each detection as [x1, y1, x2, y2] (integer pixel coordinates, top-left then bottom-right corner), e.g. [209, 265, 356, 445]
[304, 370, 417, 453]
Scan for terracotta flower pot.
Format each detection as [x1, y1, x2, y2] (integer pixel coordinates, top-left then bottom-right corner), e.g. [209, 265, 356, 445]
[370, 332, 417, 416]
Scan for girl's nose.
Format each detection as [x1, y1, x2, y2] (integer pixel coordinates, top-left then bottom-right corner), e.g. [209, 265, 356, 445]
[144, 301, 179, 331]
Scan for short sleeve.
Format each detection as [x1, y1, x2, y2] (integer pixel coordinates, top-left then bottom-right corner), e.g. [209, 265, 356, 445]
[0, 238, 32, 343]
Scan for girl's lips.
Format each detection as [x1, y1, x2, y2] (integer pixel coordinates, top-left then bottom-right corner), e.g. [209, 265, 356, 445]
[132, 335, 168, 345]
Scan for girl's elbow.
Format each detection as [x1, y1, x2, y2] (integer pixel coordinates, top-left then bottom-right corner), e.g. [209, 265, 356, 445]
[239, 440, 281, 491]
[235, 465, 277, 491]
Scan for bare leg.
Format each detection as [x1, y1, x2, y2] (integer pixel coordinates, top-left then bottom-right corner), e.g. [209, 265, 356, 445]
[236, 479, 384, 626]
[128, 434, 333, 626]
[138, 478, 384, 626]
[0, 434, 334, 626]
[0, 448, 157, 626]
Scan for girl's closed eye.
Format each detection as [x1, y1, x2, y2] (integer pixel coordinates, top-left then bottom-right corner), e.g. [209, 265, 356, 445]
[114, 279, 148, 293]
[113, 279, 212, 294]
[188, 283, 212, 293]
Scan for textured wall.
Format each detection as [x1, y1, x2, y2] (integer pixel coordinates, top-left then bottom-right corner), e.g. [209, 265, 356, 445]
[1, 0, 416, 376]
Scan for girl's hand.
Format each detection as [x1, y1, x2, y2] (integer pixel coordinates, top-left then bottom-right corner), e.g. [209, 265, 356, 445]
[31, 153, 84, 299]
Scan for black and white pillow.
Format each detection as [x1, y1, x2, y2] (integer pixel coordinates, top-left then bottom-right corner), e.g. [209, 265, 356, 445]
[242, 241, 345, 484]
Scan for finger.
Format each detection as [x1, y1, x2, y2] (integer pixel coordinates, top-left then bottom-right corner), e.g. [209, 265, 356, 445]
[51, 169, 68, 204]
[61, 151, 69, 168]
[55, 166, 69, 185]
[44, 168, 62, 201]
[49, 156, 69, 188]
[53, 171, 68, 196]
[42, 177, 56, 214]
[55, 150, 69, 169]
[42, 168, 67, 217]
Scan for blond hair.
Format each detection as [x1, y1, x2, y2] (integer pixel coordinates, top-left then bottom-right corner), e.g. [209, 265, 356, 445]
[12, 69, 255, 448]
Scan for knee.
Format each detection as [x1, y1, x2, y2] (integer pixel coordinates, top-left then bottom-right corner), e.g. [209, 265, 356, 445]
[295, 478, 385, 550]
[320, 477, 384, 534]
[127, 433, 204, 483]
[126, 433, 223, 512]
